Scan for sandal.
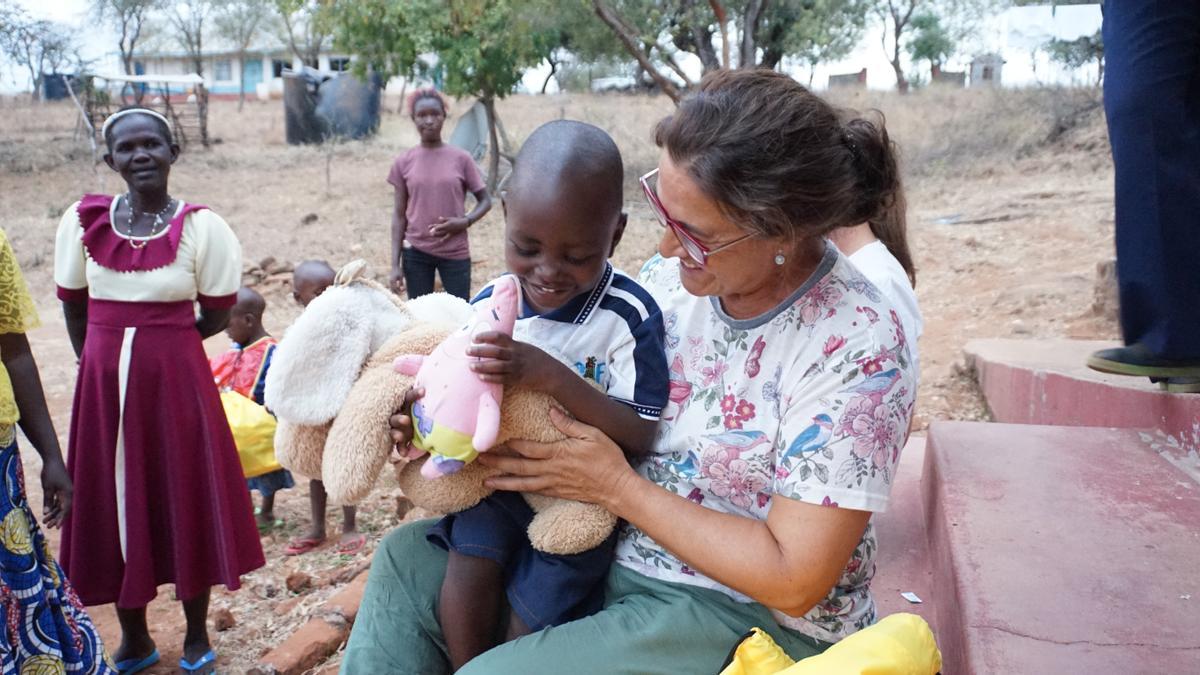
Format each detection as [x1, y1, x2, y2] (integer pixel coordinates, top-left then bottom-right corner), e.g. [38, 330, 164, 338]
[180, 649, 217, 673]
[337, 532, 367, 555]
[284, 536, 325, 556]
[115, 649, 159, 675]
[257, 518, 285, 535]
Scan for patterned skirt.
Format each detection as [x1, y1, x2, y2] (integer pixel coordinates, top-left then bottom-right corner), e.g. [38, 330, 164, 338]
[0, 427, 114, 673]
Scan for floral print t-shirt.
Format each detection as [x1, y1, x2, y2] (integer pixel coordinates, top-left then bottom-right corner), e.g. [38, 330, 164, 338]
[614, 243, 917, 644]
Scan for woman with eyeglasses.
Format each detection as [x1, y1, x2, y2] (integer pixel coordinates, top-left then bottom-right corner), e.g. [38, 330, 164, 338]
[357, 69, 918, 673]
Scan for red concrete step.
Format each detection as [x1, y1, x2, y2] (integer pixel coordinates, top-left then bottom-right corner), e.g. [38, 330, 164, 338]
[965, 338, 1200, 434]
[925, 421, 1200, 673]
[873, 436, 938, 631]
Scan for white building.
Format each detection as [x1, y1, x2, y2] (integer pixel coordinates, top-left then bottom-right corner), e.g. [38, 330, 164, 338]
[133, 36, 356, 99]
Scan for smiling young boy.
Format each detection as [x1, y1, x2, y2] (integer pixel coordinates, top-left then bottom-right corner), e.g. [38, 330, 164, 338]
[424, 120, 669, 669]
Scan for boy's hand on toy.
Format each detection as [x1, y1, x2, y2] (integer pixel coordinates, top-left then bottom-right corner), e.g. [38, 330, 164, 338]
[389, 386, 425, 448]
[40, 457, 73, 529]
[467, 332, 556, 388]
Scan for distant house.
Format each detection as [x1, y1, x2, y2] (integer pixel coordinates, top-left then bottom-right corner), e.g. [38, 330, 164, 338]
[969, 54, 1005, 87]
[828, 68, 868, 88]
[133, 36, 357, 99]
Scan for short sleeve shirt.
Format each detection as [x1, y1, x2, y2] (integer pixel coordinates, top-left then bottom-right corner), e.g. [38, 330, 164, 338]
[472, 264, 669, 420]
[388, 144, 485, 260]
[54, 199, 242, 308]
[0, 228, 39, 427]
[614, 244, 917, 643]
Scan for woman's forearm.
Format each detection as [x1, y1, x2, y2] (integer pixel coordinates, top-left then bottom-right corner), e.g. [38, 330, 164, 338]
[464, 190, 493, 226]
[391, 213, 407, 271]
[62, 301, 88, 359]
[195, 307, 230, 339]
[1, 336, 65, 466]
[606, 472, 869, 616]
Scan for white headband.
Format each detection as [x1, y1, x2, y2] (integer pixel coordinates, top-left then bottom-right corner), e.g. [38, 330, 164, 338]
[101, 108, 172, 139]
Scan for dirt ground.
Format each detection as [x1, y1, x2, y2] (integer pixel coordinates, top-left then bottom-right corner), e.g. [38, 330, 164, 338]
[0, 86, 1118, 671]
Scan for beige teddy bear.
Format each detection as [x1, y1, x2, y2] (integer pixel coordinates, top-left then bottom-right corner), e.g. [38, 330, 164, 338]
[266, 261, 617, 555]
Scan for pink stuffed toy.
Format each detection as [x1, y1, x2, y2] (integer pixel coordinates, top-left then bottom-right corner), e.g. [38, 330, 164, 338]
[395, 275, 520, 478]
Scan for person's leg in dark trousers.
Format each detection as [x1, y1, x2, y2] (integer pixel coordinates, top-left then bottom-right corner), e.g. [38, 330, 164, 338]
[437, 257, 473, 301]
[1091, 2, 1200, 382]
[403, 247, 439, 299]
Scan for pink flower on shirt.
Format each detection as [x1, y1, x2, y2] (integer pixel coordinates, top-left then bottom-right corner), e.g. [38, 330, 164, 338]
[799, 281, 844, 325]
[702, 359, 729, 386]
[845, 400, 899, 469]
[720, 394, 737, 414]
[707, 459, 769, 510]
[823, 335, 846, 357]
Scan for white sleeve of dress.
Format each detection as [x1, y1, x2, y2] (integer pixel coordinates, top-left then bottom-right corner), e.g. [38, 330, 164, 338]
[53, 202, 88, 302]
[193, 210, 242, 309]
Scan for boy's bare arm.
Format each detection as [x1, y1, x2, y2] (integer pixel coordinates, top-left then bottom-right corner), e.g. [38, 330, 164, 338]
[468, 332, 657, 456]
[538, 358, 657, 457]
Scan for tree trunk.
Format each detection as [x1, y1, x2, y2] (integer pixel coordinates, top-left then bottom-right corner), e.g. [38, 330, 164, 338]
[541, 57, 558, 94]
[483, 95, 501, 193]
[238, 53, 246, 112]
[593, 0, 682, 102]
[198, 84, 210, 147]
[739, 0, 768, 68]
[890, 22, 908, 93]
[709, 0, 730, 68]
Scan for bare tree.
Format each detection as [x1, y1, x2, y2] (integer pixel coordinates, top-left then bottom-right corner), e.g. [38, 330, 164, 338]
[92, 0, 157, 78]
[273, 0, 333, 68]
[592, 0, 685, 102]
[1, 9, 78, 101]
[876, 0, 919, 92]
[875, 0, 998, 92]
[167, 0, 214, 145]
[214, 0, 271, 110]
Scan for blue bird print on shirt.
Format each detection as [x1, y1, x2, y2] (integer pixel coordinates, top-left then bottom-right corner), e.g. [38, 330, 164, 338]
[666, 449, 700, 476]
[847, 368, 902, 403]
[781, 414, 834, 462]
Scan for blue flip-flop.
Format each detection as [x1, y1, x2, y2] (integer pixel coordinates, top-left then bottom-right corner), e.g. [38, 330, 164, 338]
[115, 649, 159, 674]
[180, 649, 217, 673]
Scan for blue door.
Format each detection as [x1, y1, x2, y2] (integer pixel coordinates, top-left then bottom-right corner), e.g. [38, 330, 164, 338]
[243, 59, 263, 94]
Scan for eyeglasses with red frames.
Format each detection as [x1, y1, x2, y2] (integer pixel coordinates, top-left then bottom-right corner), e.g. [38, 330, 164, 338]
[639, 168, 756, 267]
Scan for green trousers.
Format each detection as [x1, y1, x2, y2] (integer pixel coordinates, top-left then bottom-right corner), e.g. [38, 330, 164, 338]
[341, 520, 829, 674]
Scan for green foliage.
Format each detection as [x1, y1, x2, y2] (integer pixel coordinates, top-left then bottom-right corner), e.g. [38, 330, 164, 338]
[907, 11, 954, 67]
[273, 0, 335, 64]
[778, 0, 868, 69]
[1045, 29, 1102, 71]
[332, 0, 547, 101]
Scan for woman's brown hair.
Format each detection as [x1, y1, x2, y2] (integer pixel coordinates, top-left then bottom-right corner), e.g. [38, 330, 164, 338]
[654, 69, 915, 285]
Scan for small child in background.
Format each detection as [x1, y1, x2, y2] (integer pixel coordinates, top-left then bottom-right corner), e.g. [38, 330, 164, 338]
[284, 260, 366, 556]
[211, 287, 293, 531]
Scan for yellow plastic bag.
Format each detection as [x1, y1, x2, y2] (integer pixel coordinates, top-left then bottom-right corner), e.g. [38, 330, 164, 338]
[219, 390, 281, 478]
[718, 614, 941, 675]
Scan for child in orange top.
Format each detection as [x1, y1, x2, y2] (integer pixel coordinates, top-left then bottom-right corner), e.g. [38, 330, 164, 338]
[211, 287, 293, 531]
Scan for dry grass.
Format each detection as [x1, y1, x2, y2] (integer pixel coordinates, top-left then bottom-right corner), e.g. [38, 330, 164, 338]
[0, 86, 1116, 671]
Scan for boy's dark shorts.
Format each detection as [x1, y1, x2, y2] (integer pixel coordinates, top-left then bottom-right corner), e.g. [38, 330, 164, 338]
[426, 490, 618, 632]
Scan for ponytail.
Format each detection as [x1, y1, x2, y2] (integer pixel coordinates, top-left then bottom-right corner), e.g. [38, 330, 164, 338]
[844, 113, 915, 286]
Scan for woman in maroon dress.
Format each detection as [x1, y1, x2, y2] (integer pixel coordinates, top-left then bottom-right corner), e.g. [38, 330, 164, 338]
[54, 107, 263, 674]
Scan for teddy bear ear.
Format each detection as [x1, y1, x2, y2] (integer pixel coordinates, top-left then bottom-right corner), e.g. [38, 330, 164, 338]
[265, 286, 375, 425]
